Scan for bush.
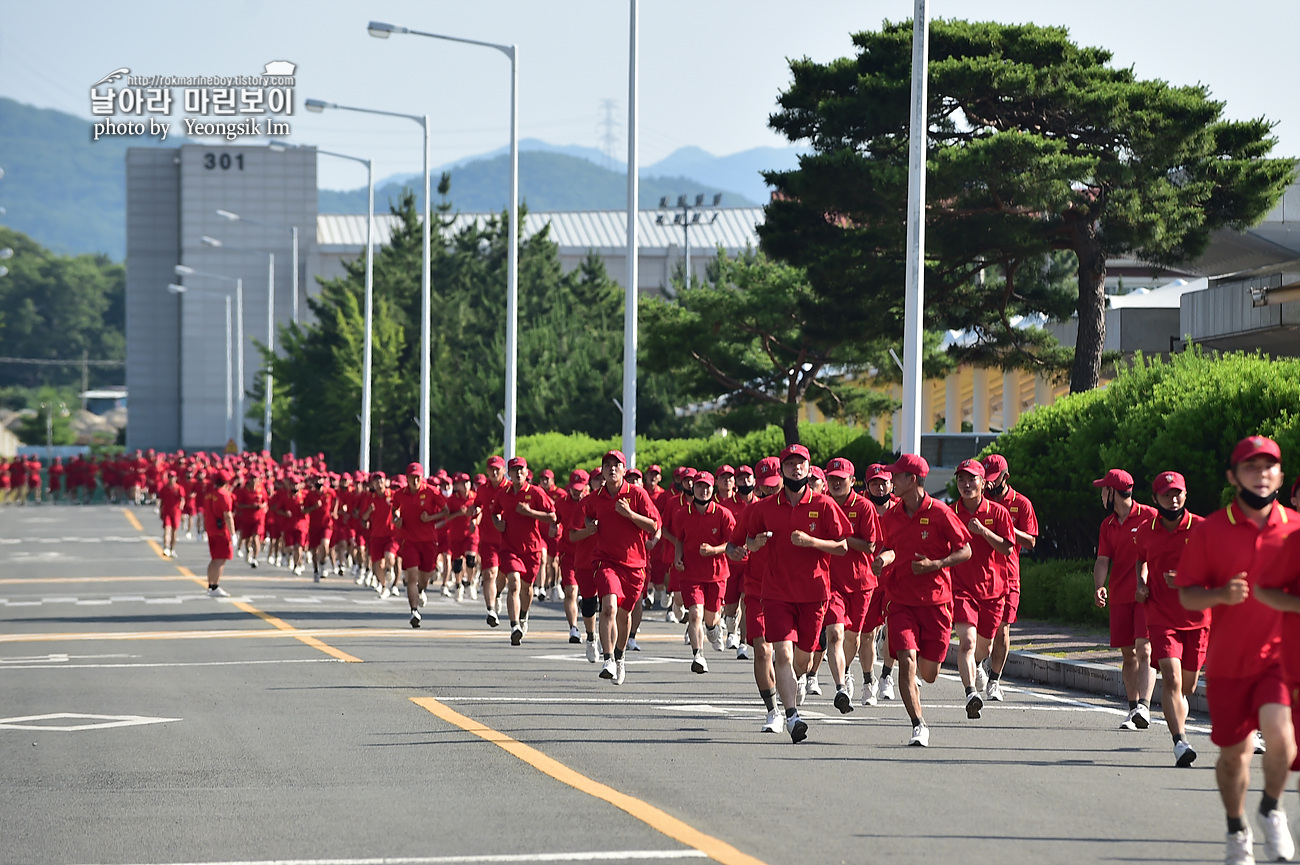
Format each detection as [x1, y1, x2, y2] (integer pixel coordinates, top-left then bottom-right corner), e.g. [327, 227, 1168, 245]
[983, 349, 1300, 558]
[1018, 558, 1108, 628]
[512, 421, 887, 479]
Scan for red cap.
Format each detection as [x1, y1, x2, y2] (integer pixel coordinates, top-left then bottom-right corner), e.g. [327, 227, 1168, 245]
[866, 464, 891, 483]
[486, 455, 506, 469]
[715, 464, 735, 477]
[453, 472, 470, 483]
[406, 461, 425, 477]
[737, 465, 755, 477]
[569, 468, 589, 484]
[809, 466, 826, 482]
[682, 467, 698, 481]
[603, 449, 627, 466]
[626, 468, 643, 480]
[755, 456, 782, 488]
[981, 454, 1009, 483]
[779, 444, 811, 463]
[541, 469, 554, 479]
[371, 471, 386, 480]
[507, 456, 528, 470]
[434, 468, 450, 480]
[673, 466, 688, 481]
[954, 458, 986, 479]
[1231, 435, 1282, 467]
[1152, 471, 1186, 497]
[474, 473, 487, 485]
[693, 471, 716, 486]
[825, 457, 854, 479]
[1092, 468, 1134, 491]
[647, 464, 662, 474]
[215, 469, 233, 484]
[883, 454, 929, 478]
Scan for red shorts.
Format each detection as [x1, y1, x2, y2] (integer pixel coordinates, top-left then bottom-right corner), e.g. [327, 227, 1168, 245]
[544, 536, 559, 558]
[888, 601, 954, 665]
[650, 555, 669, 584]
[449, 536, 479, 559]
[501, 549, 543, 583]
[282, 526, 305, 547]
[479, 543, 500, 570]
[864, 588, 888, 632]
[1001, 583, 1020, 626]
[162, 510, 182, 530]
[745, 595, 766, 646]
[1207, 666, 1289, 747]
[594, 561, 646, 612]
[1148, 625, 1210, 671]
[724, 560, 745, 606]
[369, 534, 398, 562]
[207, 531, 233, 561]
[953, 593, 1004, 641]
[558, 553, 578, 587]
[826, 588, 873, 633]
[575, 566, 598, 599]
[679, 580, 724, 612]
[307, 526, 331, 548]
[400, 540, 439, 573]
[762, 598, 827, 654]
[1109, 601, 1148, 648]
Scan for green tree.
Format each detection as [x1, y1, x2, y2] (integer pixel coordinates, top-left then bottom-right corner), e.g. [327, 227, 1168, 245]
[641, 249, 893, 445]
[762, 19, 1296, 393]
[16, 388, 75, 446]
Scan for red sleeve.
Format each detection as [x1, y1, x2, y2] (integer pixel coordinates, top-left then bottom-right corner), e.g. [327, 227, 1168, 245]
[992, 504, 1016, 544]
[1098, 519, 1114, 559]
[859, 503, 882, 545]
[826, 498, 851, 539]
[637, 486, 661, 530]
[942, 504, 973, 549]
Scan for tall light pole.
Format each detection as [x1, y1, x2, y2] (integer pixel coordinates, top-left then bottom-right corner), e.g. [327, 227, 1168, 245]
[306, 97, 431, 471]
[202, 236, 275, 455]
[173, 265, 244, 451]
[216, 210, 301, 326]
[167, 284, 234, 446]
[272, 141, 376, 471]
[367, 20, 519, 460]
[655, 193, 721, 291]
[900, 0, 930, 457]
[622, 0, 640, 467]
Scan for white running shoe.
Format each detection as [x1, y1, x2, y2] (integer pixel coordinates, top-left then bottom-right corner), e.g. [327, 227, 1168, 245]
[683, 628, 691, 645]
[862, 677, 879, 707]
[1257, 808, 1295, 861]
[627, 637, 640, 652]
[249, 557, 258, 569]
[987, 680, 1005, 702]
[586, 639, 598, 663]
[785, 713, 808, 744]
[1174, 739, 1198, 768]
[796, 676, 807, 707]
[844, 677, 855, 701]
[725, 632, 740, 650]
[600, 658, 616, 679]
[469, 582, 479, 601]
[736, 644, 751, 661]
[379, 586, 391, 600]
[762, 709, 781, 733]
[691, 652, 708, 674]
[807, 673, 822, 696]
[486, 610, 500, 628]
[409, 609, 422, 628]
[664, 608, 677, 623]
[833, 688, 854, 715]
[1132, 703, 1151, 729]
[908, 722, 930, 747]
[441, 584, 452, 597]
[520, 618, 529, 636]
[569, 626, 582, 644]
[207, 586, 230, 598]
[1119, 708, 1139, 731]
[965, 691, 984, 719]
[456, 585, 465, 603]
[975, 659, 990, 695]
[614, 658, 626, 685]
[1255, 731, 1268, 755]
[510, 626, 523, 646]
[708, 625, 724, 652]
[1224, 826, 1254, 865]
[418, 591, 427, 608]
[880, 673, 896, 701]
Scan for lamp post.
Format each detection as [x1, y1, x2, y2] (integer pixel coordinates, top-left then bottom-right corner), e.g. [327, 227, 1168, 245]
[900, 0, 930, 457]
[215, 210, 300, 326]
[367, 20, 519, 460]
[167, 283, 234, 446]
[655, 193, 721, 291]
[306, 96, 431, 472]
[271, 140, 376, 472]
[202, 236, 276, 455]
[623, 0, 639, 466]
[173, 266, 244, 452]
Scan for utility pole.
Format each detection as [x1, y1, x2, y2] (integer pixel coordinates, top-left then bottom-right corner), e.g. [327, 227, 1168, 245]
[656, 193, 721, 291]
[598, 98, 620, 169]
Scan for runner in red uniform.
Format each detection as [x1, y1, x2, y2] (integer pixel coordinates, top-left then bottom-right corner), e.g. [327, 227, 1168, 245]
[731, 457, 782, 729]
[979, 453, 1039, 702]
[1093, 468, 1159, 730]
[1134, 470, 1207, 767]
[551, 470, 589, 643]
[362, 472, 398, 598]
[48, 457, 64, 502]
[202, 469, 236, 597]
[494, 457, 556, 645]
[670, 471, 736, 674]
[393, 463, 448, 628]
[823, 457, 881, 713]
[860, 463, 899, 705]
[443, 473, 479, 602]
[1179, 436, 1299, 863]
[568, 469, 605, 662]
[717, 465, 754, 655]
[303, 475, 336, 582]
[643, 465, 669, 609]
[158, 473, 185, 557]
[474, 456, 509, 627]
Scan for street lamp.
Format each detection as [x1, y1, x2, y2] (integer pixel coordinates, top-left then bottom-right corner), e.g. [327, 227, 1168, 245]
[215, 209, 300, 326]
[305, 96, 431, 472]
[365, 20, 520, 460]
[203, 236, 277, 455]
[174, 265, 244, 452]
[271, 140, 376, 472]
[655, 193, 721, 291]
[623, 0, 640, 466]
[168, 283, 234, 447]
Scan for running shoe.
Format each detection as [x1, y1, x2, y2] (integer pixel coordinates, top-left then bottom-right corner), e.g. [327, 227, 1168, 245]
[486, 610, 500, 628]
[1119, 710, 1138, 731]
[1257, 808, 1295, 861]
[908, 722, 930, 747]
[600, 658, 616, 679]
[725, 632, 740, 650]
[510, 626, 523, 646]
[975, 659, 990, 695]
[965, 691, 984, 719]
[627, 637, 641, 652]
[379, 586, 391, 600]
[1174, 740, 1198, 768]
[691, 653, 708, 674]
[586, 640, 597, 663]
[664, 608, 677, 623]
[456, 585, 465, 603]
[249, 558, 258, 569]
[762, 709, 781, 733]
[1255, 731, 1268, 755]
[807, 673, 823, 696]
[441, 584, 452, 597]
[207, 586, 230, 598]
[683, 628, 691, 645]
[986, 680, 1005, 702]
[844, 677, 855, 702]
[1224, 826, 1254, 865]
[708, 625, 724, 652]
[833, 689, 854, 714]
[418, 590, 427, 608]
[1132, 703, 1151, 729]
[861, 677, 879, 707]
[520, 618, 529, 636]
[313, 569, 321, 583]
[409, 609, 421, 629]
[569, 626, 582, 644]
[879, 673, 896, 701]
[786, 713, 808, 744]
[796, 676, 807, 707]
[736, 644, 751, 661]
[614, 658, 626, 685]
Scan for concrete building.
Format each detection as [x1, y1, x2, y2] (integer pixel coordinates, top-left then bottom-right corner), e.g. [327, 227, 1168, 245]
[125, 144, 319, 452]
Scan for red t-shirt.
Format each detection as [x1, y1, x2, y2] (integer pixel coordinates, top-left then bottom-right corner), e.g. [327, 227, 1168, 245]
[368, 490, 395, 536]
[878, 494, 971, 607]
[474, 480, 508, 547]
[670, 499, 737, 584]
[1099, 502, 1158, 604]
[744, 488, 850, 604]
[496, 482, 555, 556]
[443, 492, 474, 545]
[582, 480, 661, 569]
[1252, 515, 1300, 682]
[304, 488, 335, 528]
[990, 486, 1038, 587]
[1177, 502, 1298, 679]
[1135, 511, 1208, 632]
[203, 487, 235, 534]
[159, 483, 185, 516]
[951, 496, 1015, 601]
[394, 483, 446, 544]
[825, 491, 881, 594]
[553, 487, 587, 556]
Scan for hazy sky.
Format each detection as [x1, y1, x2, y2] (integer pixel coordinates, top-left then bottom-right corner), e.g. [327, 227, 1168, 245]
[3, 0, 1297, 189]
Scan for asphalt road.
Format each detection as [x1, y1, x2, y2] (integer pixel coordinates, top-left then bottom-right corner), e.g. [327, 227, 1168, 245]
[0, 503, 1254, 865]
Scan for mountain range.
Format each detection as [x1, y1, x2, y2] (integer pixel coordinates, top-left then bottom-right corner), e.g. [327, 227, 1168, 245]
[0, 97, 803, 260]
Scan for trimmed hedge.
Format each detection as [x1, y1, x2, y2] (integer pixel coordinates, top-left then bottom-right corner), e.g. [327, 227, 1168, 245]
[983, 349, 1300, 558]
[1018, 558, 1108, 628]
[511, 421, 887, 479]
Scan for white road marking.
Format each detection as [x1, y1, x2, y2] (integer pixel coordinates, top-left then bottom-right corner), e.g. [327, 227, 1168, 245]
[62, 851, 708, 864]
[531, 653, 691, 666]
[0, 712, 180, 731]
[0, 653, 134, 664]
[0, 658, 342, 671]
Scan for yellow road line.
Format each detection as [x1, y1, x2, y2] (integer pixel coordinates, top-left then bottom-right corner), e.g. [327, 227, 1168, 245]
[0, 628, 615, 645]
[120, 508, 144, 531]
[411, 697, 769, 865]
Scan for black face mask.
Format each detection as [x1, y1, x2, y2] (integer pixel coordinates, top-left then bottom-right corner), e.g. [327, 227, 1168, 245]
[783, 475, 809, 493]
[1239, 488, 1279, 511]
[985, 481, 1007, 500]
[1156, 504, 1186, 522]
[693, 496, 712, 509]
[736, 484, 755, 497]
[867, 491, 891, 506]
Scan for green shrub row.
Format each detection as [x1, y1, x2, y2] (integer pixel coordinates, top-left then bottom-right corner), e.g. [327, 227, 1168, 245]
[1018, 558, 1108, 628]
[510, 421, 887, 480]
[983, 349, 1300, 558]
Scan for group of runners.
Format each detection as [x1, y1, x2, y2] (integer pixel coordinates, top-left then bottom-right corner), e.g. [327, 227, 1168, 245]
[0, 452, 182, 505]
[92, 434, 1300, 865]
